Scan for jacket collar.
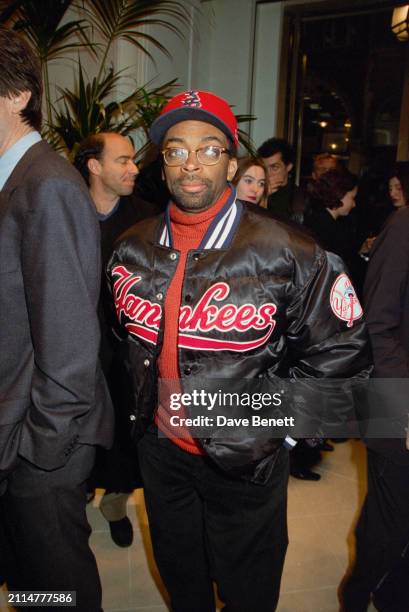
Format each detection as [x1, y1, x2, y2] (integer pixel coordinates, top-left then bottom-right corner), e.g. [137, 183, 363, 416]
[159, 184, 242, 250]
[2, 140, 51, 195]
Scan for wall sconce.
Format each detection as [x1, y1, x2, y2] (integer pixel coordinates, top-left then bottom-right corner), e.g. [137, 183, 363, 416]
[391, 5, 409, 41]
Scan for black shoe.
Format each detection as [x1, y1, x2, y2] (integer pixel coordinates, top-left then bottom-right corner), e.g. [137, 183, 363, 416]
[290, 468, 321, 481]
[108, 516, 133, 547]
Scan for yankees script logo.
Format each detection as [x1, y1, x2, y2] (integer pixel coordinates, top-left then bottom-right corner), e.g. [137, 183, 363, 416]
[112, 265, 277, 352]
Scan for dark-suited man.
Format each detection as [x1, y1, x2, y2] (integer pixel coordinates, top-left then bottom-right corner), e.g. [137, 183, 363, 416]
[0, 27, 113, 610]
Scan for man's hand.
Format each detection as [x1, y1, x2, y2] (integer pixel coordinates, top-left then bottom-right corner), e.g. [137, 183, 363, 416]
[268, 178, 285, 194]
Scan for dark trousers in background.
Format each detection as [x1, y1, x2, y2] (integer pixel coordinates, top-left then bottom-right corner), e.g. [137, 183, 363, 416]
[0, 445, 101, 611]
[138, 431, 289, 612]
[341, 449, 409, 612]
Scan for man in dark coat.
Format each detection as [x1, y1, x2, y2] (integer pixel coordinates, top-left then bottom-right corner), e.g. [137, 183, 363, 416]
[74, 132, 160, 547]
[0, 27, 113, 610]
[257, 137, 305, 223]
[340, 206, 409, 611]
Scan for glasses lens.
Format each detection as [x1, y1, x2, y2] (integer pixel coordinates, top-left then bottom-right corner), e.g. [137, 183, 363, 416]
[164, 148, 188, 166]
[197, 146, 222, 165]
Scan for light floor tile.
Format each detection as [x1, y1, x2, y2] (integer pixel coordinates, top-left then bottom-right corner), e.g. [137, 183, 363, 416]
[1, 440, 371, 611]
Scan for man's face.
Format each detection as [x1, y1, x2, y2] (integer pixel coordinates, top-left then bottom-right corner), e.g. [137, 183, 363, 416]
[92, 133, 138, 197]
[312, 156, 337, 180]
[162, 120, 237, 214]
[0, 94, 25, 156]
[261, 152, 293, 194]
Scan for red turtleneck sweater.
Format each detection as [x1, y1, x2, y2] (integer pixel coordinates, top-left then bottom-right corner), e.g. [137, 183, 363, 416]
[155, 187, 230, 453]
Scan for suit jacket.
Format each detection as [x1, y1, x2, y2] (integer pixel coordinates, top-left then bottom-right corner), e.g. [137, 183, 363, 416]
[0, 140, 113, 479]
[363, 207, 409, 464]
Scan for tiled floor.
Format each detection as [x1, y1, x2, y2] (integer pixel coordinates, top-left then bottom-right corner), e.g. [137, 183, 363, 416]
[0, 440, 377, 611]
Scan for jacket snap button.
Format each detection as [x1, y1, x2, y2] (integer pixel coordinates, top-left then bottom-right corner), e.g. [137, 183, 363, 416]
[169, 252, 177, 261]
[184, 366, 192, 375]
[193, 254, 200, 261]
[144, 359, 150, 367]
[156, 292, 163, 300]
[129, 414, 136, 421]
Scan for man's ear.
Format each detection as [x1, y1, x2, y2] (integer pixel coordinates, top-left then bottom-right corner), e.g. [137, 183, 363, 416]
[11, 90, 31, 113]
[87, 158, 101, 177]
[286, 162, 294, 174]
[227, 157, 238, 182]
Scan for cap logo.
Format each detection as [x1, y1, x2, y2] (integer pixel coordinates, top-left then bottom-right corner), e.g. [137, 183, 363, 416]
[182, 90, 202, 108]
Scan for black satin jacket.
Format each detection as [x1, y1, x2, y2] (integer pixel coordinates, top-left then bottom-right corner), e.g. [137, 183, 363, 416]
[108, 194, 371, 483]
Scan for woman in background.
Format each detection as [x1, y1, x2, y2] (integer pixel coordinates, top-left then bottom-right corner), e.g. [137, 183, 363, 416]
[233, 156, 268, 207]
[388, 161, 409, 210]
[357, 163, 409, 264]
[304, 168, 359, 267]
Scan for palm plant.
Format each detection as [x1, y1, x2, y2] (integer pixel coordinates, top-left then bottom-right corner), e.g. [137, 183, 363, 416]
[52, 61, 177, 159]
[1, 0, 255, 156]
[1, 0, 193, 155]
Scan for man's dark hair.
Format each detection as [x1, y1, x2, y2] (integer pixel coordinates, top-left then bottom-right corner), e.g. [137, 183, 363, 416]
[0, 27, 42, 131]
[74, 134, 106, 185]
[257, 138, 294, 166]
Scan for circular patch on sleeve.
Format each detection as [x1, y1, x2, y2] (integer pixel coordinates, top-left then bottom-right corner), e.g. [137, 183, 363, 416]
[330, 273, 363, 327]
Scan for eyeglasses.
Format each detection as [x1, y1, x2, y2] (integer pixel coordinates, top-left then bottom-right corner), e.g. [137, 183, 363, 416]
[161, 146, 230, 167]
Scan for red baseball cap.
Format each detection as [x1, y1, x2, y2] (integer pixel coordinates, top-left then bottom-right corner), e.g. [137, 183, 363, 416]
[150, 90, 239, 147]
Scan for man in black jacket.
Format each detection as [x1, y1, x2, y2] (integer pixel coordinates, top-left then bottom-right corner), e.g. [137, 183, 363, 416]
[108, 90, 371, 612]
[0, 28, 113, 610]
[74, 133, 159, 547]
[340, 206, 409, 612]
[257, 137, 305, 223]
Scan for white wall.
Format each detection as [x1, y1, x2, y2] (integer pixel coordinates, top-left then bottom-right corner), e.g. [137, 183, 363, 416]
[193, 0, 256, 117]
[192, 0, 285, 149]
[251, 2, 284, 147]
[126, 0, 285, 149]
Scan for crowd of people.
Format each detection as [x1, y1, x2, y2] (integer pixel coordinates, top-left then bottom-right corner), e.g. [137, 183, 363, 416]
[1, 25, 409, 612]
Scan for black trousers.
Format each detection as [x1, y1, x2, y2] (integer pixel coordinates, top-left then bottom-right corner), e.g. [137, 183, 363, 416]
[138, 432, 289, 612]
[341, 449, 409, 612]
[0, 445, 101, 611]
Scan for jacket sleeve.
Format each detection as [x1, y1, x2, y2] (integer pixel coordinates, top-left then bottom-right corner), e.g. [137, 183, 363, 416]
[284, 248, 372, 435]
[363, 212, 409, 378]
[17, 176, 102, 470]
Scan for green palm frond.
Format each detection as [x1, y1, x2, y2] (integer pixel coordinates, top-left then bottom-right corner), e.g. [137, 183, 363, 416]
[79, 0, 193, 63]
[51, 56, 176, 157]
[3, 0, 254, 159]
[5, 0, 92, 62]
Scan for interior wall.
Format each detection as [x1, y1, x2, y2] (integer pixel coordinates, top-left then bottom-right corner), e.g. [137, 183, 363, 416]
[251, 2, 285, 147]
